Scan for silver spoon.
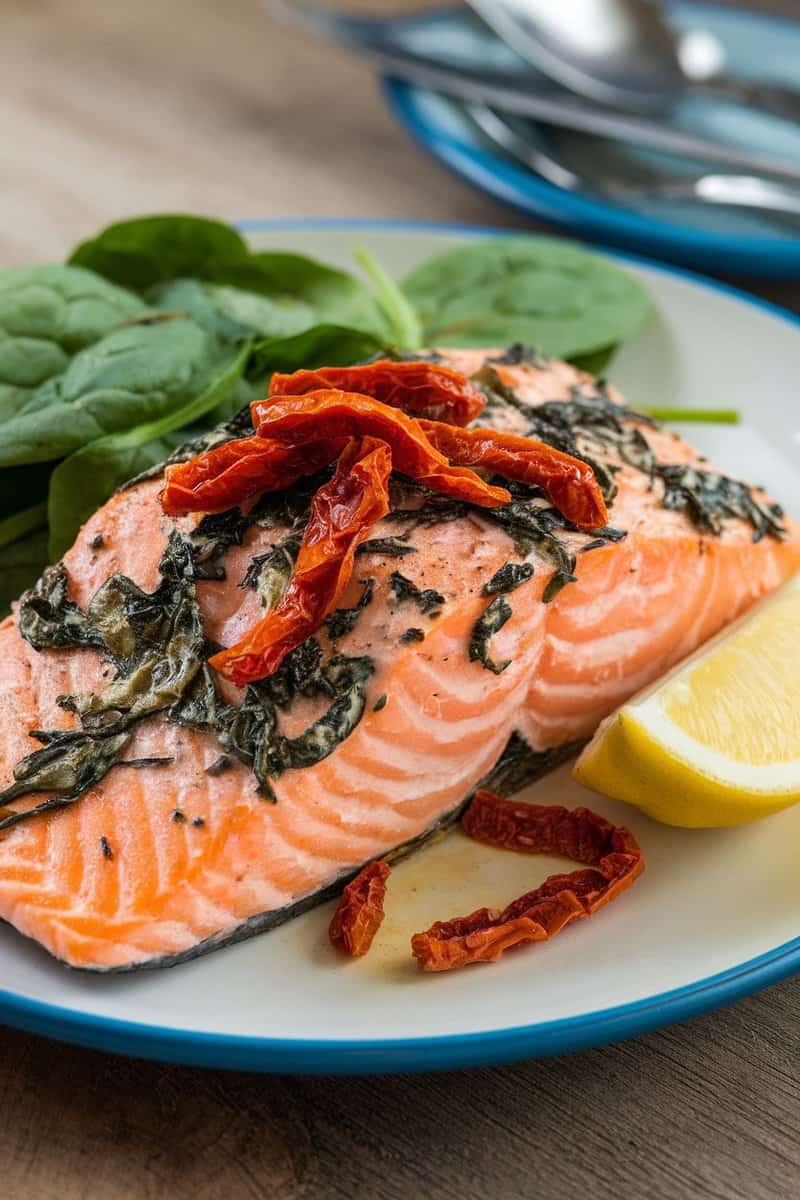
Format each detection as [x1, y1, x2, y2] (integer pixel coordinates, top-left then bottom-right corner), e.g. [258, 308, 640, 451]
[267, 1, 800, 184]
[468, 103, 800, 219]
[466, 0, 800, 119]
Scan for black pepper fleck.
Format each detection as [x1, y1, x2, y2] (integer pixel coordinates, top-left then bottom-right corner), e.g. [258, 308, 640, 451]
[100, 835, 114, 860]
[172, 809, 187, 824]
[372, 693, 388, 712]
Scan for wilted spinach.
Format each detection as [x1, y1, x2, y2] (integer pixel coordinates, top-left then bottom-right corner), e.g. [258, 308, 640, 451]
[469, 595, 513, 674]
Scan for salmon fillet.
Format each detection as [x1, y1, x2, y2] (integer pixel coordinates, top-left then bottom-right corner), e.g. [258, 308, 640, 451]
[0, 349, 797, 970]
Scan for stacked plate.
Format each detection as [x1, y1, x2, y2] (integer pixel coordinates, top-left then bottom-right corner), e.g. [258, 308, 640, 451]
[383, 3, 800, 276]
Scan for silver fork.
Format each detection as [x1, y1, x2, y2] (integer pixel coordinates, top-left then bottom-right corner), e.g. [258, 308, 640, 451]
[267, 0, 800, 190]
[467, 104, 800, 218]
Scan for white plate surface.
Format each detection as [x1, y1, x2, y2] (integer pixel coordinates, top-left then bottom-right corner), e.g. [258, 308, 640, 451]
[2, 220, 799, 1073]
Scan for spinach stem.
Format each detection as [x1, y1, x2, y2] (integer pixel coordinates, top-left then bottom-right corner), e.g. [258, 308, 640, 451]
[354, 247, 422, 351]
[644, 407, 740, 424]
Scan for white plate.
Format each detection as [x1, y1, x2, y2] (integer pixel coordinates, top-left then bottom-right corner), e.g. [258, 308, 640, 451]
[2, 219, 800, 1074]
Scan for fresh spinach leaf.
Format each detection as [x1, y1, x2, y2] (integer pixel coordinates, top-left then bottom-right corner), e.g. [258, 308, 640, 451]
[69, 214, 251, 291]
[0, 318, 237, 468]
[224, 252, 390, 337]
[247, 323, 385, 379]
[70, 216, 391, 338]
[401, 237, 651, 359]
[147, 278, 316, 345]
[46, 340, 250, 558]
[0, 264, 146, 423]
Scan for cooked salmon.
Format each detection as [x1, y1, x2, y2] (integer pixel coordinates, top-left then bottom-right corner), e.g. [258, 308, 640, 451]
[0, 349, 797, 970]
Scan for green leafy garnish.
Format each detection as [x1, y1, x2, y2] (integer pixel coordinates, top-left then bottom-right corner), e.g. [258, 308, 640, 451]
[71, 215, 392, 341]
[355, 247, 422, 350]
[644, 407, 740, 424]
[0, 318, 237, 469]
[402, 237, 651, 359]
[46, 339, 250, 559]
[0, 264, 147, 423]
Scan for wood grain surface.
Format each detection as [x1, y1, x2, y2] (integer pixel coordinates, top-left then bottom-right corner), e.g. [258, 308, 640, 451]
[1, 2, 799, 1197]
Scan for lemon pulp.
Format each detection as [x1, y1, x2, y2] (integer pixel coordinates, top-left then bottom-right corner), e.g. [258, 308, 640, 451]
[574, 575, 800, 827]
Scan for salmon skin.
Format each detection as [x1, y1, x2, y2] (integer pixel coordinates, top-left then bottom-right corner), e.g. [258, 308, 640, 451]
[0, 348, 797, 971]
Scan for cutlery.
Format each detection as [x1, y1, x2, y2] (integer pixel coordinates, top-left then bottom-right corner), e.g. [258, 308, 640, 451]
[466, 0, 800, 120]
[268, 1, 800, 185]
[468, 103, 800, 218]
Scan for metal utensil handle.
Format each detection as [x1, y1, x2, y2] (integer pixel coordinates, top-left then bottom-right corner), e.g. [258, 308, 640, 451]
[267, 1, 800, 186]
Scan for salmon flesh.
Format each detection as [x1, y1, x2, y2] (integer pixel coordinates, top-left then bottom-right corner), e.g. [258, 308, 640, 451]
[0, 349, 797, 970]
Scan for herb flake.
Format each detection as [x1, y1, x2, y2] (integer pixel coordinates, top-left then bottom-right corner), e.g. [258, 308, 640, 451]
[483, 562, 534, 596]
[469, 596, 512, 674]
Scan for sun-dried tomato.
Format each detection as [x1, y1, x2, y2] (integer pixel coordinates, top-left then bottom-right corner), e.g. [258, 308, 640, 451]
[419, 421, 608, 531]
[411, 790, 643, 971]
[251, 390, 510, 509]
[329, 860, 391, 957]
[210, 436, 392, 685]
[160, 435, 335, 516]
[268, 360, 486, 426]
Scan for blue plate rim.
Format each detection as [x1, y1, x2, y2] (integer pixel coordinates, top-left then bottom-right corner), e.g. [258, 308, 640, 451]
[381, 2, 800, 275]
[2, 215, 800, 1074]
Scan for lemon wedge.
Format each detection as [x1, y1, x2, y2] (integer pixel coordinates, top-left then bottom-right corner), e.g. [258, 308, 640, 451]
[574, 574, 800, 827]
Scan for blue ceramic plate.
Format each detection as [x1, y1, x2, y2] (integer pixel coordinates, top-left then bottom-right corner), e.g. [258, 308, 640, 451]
[2, 220, 800, 1075]
[384, 3, 800, 276]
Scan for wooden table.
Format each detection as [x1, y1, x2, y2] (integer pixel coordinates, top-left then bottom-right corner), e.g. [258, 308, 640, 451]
[2, 2, 799, 1196]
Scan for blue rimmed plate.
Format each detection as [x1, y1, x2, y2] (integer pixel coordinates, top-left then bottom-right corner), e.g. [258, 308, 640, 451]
[383, 3, 800, 276]
[1, 219, 800, 1074]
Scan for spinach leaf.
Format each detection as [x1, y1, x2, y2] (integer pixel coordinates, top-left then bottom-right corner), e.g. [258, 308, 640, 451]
[469, 595, 512, 674]
[0, 501, 48, 550]
[69, 215, 251, 291]
[147, 278, 315, 345]
[401, 237, 651, 359]
[0, 529, 50, 615]
[0, 264, 146, 422]
[326, 578, 375, 639]
[0, 318, 237, 468]
[355, 247, 422, 350]
[70, 215, 391, 338]
[483, 562, 534, 595]
[388, 571, 444, 615]
[46, 339, 250, 558]
[225, 252, 389, 337]
[0, 462, 53, 522]
[247, 323, 385, 379]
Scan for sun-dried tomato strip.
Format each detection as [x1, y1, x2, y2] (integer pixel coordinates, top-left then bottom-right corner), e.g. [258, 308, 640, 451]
[461, 789, 632, 863]
[329, 860, 391, 957]
[251, 390, 510, 509]
[210, 436, 391, 685]
[160, 435, 335, 515]
[411, 790, 643, 971]
[419, 421, 608, 531]
[269, 360, 486, 426]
